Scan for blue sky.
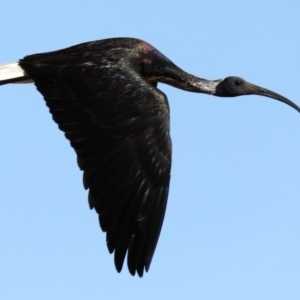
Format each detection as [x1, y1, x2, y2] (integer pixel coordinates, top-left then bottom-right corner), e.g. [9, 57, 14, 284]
[1, 1, 300, 299]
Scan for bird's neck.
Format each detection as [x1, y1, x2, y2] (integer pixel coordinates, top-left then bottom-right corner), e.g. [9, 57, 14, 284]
[158, 70, 221, 95]
[185, 74, 221, 95]
[141, 56, 221, 95]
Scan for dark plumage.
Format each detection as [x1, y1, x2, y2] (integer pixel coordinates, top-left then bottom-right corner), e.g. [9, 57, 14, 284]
[0, 37, 299, 277]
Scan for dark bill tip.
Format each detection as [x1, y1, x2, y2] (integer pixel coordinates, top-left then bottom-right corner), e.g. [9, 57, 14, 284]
[250, 84, 300, 113]
[258, 88, 300, 112]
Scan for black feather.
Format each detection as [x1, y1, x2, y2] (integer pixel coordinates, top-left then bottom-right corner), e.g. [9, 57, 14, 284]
[19, 38, 172, 277]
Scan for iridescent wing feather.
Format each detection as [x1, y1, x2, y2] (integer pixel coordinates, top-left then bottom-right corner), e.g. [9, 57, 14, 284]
[20, 49, 172, 277]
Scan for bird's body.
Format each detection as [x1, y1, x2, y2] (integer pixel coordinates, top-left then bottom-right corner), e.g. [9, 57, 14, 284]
[0, 37, 299, 277]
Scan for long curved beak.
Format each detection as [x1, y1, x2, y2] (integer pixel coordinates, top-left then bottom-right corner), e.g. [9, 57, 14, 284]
[248, 83, 300, 113]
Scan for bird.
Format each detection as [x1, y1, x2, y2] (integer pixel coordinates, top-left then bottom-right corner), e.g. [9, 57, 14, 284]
[0, 37, 299, 277]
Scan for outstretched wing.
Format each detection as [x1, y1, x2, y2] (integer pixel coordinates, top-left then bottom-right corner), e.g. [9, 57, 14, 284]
[19, 52, 172, 277]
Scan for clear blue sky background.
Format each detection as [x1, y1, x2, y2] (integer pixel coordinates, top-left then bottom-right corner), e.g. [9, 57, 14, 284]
[1, 1, 299, 299]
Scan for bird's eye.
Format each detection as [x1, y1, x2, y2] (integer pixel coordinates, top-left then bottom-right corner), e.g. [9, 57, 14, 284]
[234, 79, 242, 86]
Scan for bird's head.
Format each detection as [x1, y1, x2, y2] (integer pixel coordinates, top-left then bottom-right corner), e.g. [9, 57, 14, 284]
[215, 76, 250, 97]
[215, 76, 300, 113]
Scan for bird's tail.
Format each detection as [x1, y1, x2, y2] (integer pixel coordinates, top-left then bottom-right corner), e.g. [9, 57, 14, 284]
[0, 62, 33, 85]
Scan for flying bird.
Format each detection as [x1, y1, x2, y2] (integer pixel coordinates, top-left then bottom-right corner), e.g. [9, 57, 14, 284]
[0, 37, 299, 277]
